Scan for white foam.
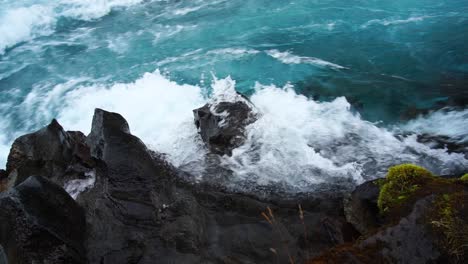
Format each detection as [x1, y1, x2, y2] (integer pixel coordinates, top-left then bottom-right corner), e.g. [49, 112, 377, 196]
[59, 0, 143, 21]
[64, 170, 96, 199]
[173, 6, 203, 16]
[401, 108, 468, 143]
[7, 72, 468, 192]
[0, 132, 9, 169]
[0, 0, 143, 54]
[207, 48, 260, 56]
[171, 0, 225, 16]
[107, 32, 131, 54]
[265, 49, 347, 69]
[0, 5, 56, 54]
[362, 16, 428, 28]
[56, 71, 207, 168]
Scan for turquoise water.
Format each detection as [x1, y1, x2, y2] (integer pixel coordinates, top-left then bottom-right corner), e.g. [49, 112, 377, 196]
[1, 0, 467, 190]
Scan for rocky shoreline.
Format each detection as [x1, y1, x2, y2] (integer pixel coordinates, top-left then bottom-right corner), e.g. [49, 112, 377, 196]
[0, 106, 467, 264]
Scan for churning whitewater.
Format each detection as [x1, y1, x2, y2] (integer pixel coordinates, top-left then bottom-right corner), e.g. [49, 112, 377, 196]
[1, 0, 467, 192]
[2, 70, 467, 192]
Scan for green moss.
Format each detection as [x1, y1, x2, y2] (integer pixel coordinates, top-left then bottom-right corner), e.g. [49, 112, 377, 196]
[377, 164, 434, 213]
[460, 173, 468, 182]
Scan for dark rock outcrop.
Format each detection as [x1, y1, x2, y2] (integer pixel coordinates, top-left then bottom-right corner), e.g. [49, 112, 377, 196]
[313, 171, 468, 263]
[0, 109, 354, 264]
[194, 100, 256, 155]
[3, 108, 465, 264]
[0, 176, 86, 264]
[357, 196, 441, 263]
[4, 119, 95, 189]
[343, 179, 381, 234]
[78, 109, 353, 263]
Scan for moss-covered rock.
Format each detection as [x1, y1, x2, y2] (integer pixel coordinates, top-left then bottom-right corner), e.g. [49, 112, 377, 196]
[377, 164, 434, 213]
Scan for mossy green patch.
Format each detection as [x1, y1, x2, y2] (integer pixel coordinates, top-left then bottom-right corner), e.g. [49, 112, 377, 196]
[460, 173, 468, 182]
[377, 164, 434, 213]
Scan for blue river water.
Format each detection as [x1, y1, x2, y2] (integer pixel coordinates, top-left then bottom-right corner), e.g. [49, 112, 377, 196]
[1, 0, 467, 191]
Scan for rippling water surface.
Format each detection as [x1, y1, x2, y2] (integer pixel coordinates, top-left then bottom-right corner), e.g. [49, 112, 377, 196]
[1, 0, 467, 191]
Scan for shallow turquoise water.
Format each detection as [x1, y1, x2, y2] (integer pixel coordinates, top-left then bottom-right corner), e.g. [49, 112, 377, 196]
[0, 0, 467, 189]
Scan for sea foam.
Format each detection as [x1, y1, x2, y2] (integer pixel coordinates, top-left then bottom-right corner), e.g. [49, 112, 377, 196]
[265, 49, 347, 69]
[3, 71, 464, 192]
[0, 0, 143, 55]
[0, 5, 55, 54]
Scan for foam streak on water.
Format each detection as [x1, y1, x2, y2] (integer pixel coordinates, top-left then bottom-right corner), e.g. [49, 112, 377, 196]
[0, 0, 143, 53]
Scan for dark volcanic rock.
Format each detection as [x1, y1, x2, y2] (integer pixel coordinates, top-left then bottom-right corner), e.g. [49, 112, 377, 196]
[0, 170, 6, 192]
[358, 196, 441, 263]
[313, 171, 468, 264]
[79, 108, 187, 263]
[4, 109, 352, 263]
[0, 109, 356, 264]
[0, 176, 86, 264]
[4, 119, 95, 189]
[343, 179, 381, 234]
[194, 100, 256, 155]
[80, 109, 353, 263]
[313, 196, 443, 264]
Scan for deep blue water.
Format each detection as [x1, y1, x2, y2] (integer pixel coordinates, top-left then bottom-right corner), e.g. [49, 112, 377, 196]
[1, 0, 467, 190]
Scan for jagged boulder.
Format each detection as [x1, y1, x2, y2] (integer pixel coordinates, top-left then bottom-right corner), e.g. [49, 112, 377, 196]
[0, 176, 86, 264]
[75, 109, 355, 263]
[78, 108, 190, 263]
[0, 109, 358, 264]
[4, 119, 95, 189]
[193, 100, 256, 155]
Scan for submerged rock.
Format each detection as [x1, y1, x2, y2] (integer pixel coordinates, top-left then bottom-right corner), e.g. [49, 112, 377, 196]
[0, 176, 86, 264]
[193, 100, 256, 155]
[417, 133, 468, 157]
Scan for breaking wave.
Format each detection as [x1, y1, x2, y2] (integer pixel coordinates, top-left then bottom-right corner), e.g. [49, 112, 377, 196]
[3, 71, 465, 192]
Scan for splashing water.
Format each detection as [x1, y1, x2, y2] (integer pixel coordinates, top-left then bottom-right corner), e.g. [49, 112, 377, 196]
[1, 0, 467, 192]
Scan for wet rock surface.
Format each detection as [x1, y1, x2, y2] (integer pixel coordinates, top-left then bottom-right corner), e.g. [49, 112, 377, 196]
[0, 108, 466, 264]
[0, 176, 86, 264]
[4, 119, 95, 189]
[417, 133, 468, 158]
[194, 100, 256, 156]
[0, 109, 352, 264]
